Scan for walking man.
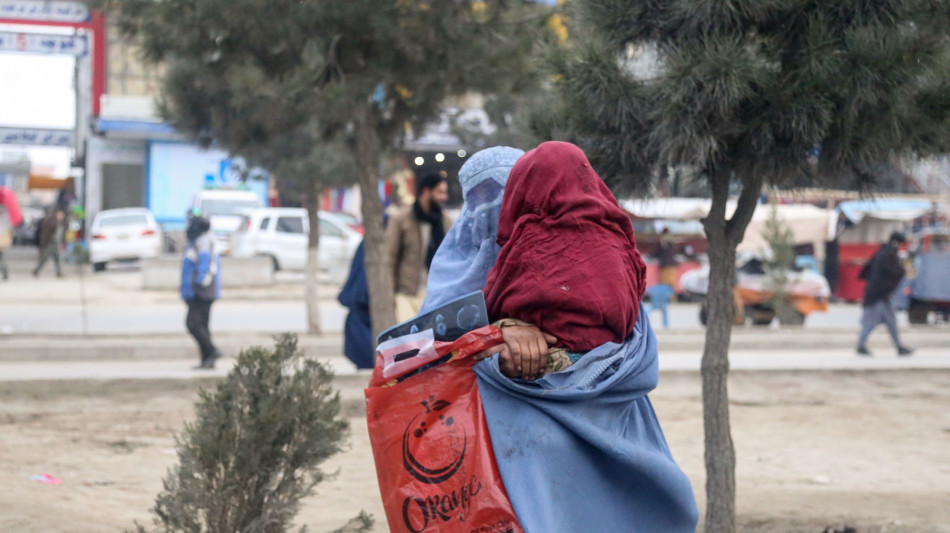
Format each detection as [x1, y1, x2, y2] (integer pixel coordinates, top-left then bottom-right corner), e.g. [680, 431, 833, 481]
[385, 174, 452, 323]
[180, 215, 222, 369]
[33, 209, 65, 278]
[856, 232, 914, 356]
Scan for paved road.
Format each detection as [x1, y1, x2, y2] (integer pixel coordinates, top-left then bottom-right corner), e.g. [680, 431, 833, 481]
[2, 246, 947, 373]
[0, 244, 910, 335]
[0, 246, 348, 335]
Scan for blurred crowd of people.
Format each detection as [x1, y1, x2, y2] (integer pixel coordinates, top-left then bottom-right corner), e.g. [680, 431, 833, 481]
[0, 183, 85, 281]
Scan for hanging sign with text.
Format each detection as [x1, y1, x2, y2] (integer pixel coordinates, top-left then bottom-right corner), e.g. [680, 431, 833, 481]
[0, 127, 74, 147]
[0, 0, 90, 23]
[0, 30, 87, 56]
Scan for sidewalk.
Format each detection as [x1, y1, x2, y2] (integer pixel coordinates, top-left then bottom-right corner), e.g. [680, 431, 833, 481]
[2, 326, 947, 361]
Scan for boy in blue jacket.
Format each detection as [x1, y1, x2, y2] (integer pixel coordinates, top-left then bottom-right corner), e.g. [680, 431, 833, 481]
[180, 214, 221, 369]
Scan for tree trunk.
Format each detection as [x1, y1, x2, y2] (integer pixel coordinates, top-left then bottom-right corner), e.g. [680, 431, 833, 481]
[304, 179, 322, 335]
[352, 106, 396, 340]
[700, 223, 737, 533]
[701, 173, 761, 533]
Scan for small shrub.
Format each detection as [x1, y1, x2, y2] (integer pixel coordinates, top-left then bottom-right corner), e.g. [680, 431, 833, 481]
[133, 334, 372, 533]
[762, 201, 796, 320]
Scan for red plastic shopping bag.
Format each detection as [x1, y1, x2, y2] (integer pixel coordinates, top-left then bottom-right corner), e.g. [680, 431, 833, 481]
[365, 325, 522, 533]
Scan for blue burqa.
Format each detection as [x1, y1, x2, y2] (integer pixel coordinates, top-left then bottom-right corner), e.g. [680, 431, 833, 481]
[422, 145, 697, 532]
[474, 310, 698, 532]
[419, 146, 524, 314]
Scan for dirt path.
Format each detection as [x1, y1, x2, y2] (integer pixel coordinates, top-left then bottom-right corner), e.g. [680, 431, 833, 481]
[1, 371, 948, 532]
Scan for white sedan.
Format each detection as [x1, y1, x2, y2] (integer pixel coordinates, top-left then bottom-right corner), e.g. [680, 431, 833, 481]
[229, 208, 362, 281]
[89, 208, 163, 271]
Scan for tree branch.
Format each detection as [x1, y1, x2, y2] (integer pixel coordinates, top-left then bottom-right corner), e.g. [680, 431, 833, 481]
[725, 174, 762, 246]
[702, 172, 730, 241]
[315, 34, 344, 87]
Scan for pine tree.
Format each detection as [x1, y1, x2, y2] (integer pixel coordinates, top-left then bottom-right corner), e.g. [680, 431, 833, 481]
[131, 334, 364, 533]
[534, 1, 950, 530]
[97, 0, 549, 337]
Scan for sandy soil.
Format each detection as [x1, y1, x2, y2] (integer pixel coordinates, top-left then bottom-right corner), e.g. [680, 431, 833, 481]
[1, 370, 949, 533]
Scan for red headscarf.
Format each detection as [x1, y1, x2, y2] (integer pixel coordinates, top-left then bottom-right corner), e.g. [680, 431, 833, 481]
[483, 142, 646, 352]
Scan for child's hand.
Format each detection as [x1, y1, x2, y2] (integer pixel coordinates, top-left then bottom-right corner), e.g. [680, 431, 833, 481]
[472, 343, 520, 378]
[471, 325, 557, 380]
[501, 325, 557, 380]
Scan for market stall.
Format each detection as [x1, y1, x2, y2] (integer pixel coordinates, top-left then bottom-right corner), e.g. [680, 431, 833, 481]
[834, 199, 943, 302]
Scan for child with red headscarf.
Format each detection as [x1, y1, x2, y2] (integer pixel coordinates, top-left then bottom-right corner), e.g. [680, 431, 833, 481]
[477, 141, 647, 379]
[456, 142, 696, 532]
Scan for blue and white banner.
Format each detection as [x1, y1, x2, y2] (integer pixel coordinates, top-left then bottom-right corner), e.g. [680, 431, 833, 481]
[0, 30, 88, 56]
[0, 0, 90, 23]
[0, 127, 74, 147]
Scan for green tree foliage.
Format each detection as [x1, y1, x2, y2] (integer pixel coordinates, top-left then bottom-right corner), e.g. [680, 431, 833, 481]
[97, 0, 549, 336]
[132, 335, 362, 533]
[534, 1, 950, 531]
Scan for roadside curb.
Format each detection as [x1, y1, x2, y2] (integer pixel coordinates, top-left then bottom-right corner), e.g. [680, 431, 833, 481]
[2, 349, 949, 385]
[0, 333, 344, 361]
[1, 327, 946, 361]
[654, 327, 950, 351]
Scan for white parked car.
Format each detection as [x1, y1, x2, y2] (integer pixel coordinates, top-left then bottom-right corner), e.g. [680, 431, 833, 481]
[89, 207, 163, 272]
[230, 208, 362, 278]
[190, 189, 264, 253]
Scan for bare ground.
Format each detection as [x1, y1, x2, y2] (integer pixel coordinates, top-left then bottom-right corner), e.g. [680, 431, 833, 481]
[1, 370, 948, 533]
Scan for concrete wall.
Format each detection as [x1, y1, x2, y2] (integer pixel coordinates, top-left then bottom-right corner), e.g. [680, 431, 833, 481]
[142, 256, 274, 290]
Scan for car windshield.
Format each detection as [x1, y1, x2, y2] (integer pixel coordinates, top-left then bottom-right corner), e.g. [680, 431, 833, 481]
[200, 199, 261, 216]
[98, 214, 149, 227]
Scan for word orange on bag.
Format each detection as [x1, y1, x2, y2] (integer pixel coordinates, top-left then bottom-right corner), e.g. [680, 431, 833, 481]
[365, 325, 522, 533]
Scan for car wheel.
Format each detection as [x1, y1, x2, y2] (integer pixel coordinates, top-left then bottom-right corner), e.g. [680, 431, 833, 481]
[93, 262, 106, 272]
[699, 304, 708, 326]
[269, 255, 280, 272]
[908, 299, 930, 325]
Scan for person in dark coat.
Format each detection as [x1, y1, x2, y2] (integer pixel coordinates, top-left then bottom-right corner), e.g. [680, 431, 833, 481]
[338, 241, 374, 369]
[33, 209, 65, 278]
[856, 231, 913, 356]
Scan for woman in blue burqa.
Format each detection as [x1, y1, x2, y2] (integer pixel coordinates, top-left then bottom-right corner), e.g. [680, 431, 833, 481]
[423, 142, 698, 532]
[418, 145, 525, 314]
